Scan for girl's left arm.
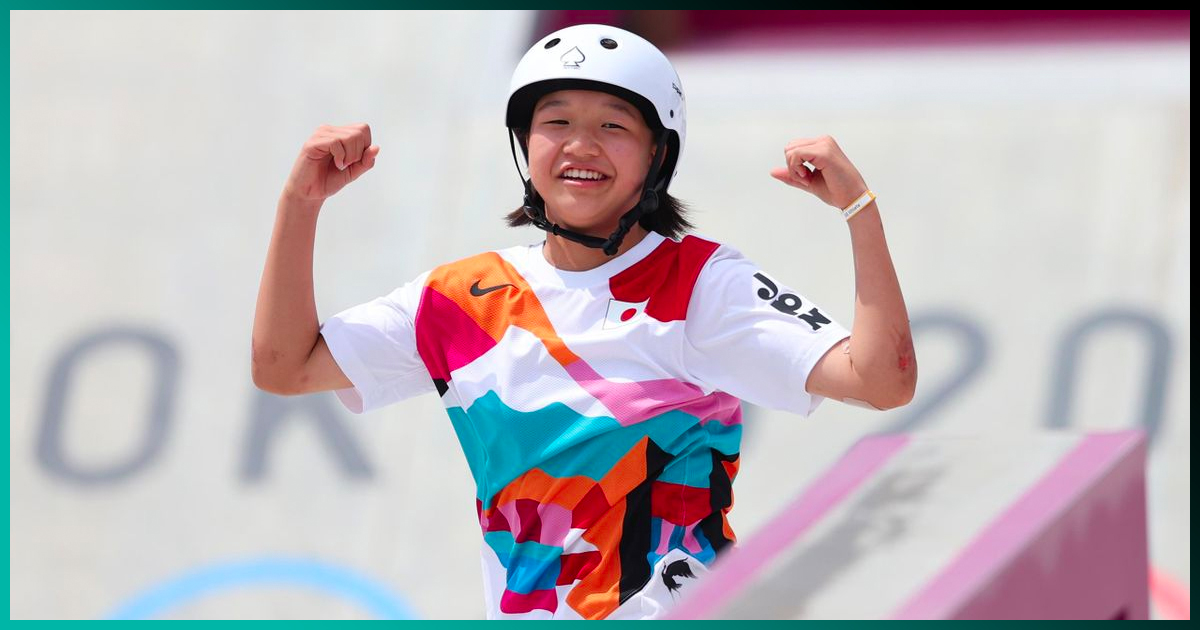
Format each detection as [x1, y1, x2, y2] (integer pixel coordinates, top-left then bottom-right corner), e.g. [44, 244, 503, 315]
[770, 135, 917, 410]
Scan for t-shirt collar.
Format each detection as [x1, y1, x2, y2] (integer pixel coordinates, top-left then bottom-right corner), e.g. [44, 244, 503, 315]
[523, 231, 667, 288]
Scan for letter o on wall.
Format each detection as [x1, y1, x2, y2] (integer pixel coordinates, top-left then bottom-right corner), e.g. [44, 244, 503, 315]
[37, 327, 180, 484]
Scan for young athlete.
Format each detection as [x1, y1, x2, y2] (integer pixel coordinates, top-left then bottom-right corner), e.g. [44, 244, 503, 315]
[252, 24, 916, 620]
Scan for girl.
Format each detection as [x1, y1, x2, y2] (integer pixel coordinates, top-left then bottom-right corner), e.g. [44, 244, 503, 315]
[253, 23, 915, 620]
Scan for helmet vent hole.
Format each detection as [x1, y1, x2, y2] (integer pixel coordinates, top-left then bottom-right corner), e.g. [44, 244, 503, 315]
[669, 110, 674, 118]
[600, 38, 618, 49]
[544, 38, 560, 49]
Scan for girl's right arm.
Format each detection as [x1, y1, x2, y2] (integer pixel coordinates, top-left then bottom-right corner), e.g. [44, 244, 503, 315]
[251, 124, 381, 395]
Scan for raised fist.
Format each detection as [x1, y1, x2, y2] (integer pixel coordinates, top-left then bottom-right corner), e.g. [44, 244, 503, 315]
[282, 123, 381, 202]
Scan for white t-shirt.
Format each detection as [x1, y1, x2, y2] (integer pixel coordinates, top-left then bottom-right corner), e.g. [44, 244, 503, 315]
[319, 231, 850, 619]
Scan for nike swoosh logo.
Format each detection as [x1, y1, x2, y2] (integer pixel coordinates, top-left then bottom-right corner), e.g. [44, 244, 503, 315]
[470, 280, 515, 296]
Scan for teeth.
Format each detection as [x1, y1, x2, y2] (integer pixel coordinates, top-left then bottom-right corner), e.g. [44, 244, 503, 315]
[562, 168, 606, 181]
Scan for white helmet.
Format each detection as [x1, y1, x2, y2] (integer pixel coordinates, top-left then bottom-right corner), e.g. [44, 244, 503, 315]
[506, 23, 686, 191]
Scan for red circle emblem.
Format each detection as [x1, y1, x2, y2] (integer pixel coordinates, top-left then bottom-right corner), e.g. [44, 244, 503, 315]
[620, 308, 637, 322]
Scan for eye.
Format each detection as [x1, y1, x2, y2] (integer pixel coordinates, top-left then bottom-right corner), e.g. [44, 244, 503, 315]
[602, 123, 627, 130]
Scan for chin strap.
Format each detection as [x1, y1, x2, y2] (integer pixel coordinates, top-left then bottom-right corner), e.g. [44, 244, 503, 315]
[509, 130, 668, 256]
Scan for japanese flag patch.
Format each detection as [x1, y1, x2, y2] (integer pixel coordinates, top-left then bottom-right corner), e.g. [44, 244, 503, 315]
[603, 298, 650, 330]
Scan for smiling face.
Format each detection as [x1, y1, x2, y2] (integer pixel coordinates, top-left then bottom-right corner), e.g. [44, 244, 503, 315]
[526, 89, 657, 234]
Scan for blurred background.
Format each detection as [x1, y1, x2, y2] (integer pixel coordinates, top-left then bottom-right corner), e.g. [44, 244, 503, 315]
[9, 10, 1189, 619]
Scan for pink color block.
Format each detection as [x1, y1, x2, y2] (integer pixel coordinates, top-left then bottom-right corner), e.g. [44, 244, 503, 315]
[563, 360, 741, 427]
[682, 522, 704, 555]
[491, 500, 574, 548]
[500, 588, 558, 615]
[415, 288, 498, 379]
[657, 520, 674, 556]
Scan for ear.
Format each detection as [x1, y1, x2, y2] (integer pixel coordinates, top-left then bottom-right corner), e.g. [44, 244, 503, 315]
[649, 143, 666, 167]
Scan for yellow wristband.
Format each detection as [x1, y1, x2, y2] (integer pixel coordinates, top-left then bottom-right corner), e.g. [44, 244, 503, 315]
[841, 190, 876, 220]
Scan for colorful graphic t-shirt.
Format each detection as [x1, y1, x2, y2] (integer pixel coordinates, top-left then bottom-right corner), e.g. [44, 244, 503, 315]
[319, 232, 850, 619]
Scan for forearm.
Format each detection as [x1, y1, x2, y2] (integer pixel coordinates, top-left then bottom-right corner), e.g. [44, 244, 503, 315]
[845, 201, 916, 405]
[251, 193, 325, 388]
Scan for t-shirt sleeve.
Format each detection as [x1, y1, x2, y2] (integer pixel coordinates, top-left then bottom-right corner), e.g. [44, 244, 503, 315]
[682, 246, 851, 417]
[318, 270, 435, 414]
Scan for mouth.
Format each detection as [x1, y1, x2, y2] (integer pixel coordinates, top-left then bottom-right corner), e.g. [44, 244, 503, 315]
[558, 167, 610, 185]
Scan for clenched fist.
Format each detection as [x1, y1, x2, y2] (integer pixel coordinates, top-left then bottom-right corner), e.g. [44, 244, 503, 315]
[769, 135, 869, 210]
[282, 123, 381, 203]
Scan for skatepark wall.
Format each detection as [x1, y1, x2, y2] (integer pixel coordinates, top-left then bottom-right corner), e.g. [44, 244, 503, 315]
[9, 10, 1189, 619]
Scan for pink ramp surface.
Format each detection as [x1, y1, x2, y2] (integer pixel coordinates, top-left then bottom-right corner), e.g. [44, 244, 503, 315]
[667, 433, 910, 620]
[670, 429, 1149, 620]
[892, 429, 1149, 620]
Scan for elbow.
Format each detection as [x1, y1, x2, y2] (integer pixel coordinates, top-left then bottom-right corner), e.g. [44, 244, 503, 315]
[868, 392, 910, 412]
[889, 374, 918, 410]
[880, 338, 919, 410]
[881, 385, 915, 410]
[867, 372, 917, 411]
[254, 370, 307, 397]
[251, 348, 298, 396]
[252, 363, 291, 395]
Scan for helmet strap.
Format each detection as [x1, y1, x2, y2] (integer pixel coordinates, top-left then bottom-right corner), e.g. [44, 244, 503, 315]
[508, 129, 671, 257]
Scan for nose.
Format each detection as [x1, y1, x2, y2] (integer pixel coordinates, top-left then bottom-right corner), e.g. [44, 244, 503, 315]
[562, 128, 601, 157]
